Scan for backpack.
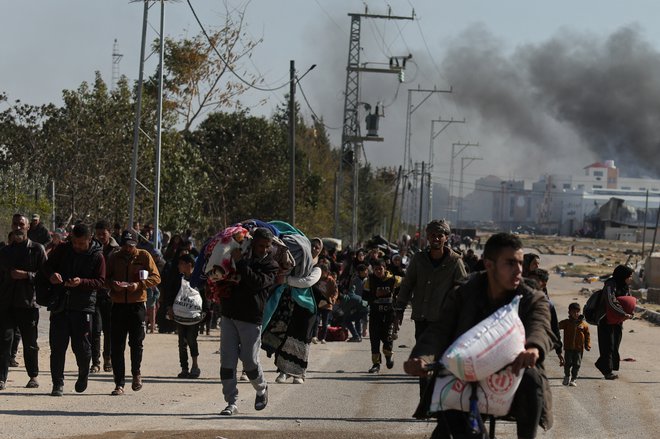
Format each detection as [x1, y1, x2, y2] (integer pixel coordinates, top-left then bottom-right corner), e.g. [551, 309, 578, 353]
[172, 279, 205, 325]
[583, 288, 605, 325]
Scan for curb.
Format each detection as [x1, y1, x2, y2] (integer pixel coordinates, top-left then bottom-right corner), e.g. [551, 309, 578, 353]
[636, 306, 660, 325]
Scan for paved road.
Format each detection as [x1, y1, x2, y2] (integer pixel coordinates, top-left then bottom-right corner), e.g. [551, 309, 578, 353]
[1, 252, 659, 438]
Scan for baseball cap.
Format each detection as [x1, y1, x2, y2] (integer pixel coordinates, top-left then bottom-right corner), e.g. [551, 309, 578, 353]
[120, 230, 138, 246]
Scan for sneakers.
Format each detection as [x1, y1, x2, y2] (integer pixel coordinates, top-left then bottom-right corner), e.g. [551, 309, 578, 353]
[51, 385, 64, 397]
[562, 376, 570, 386]
[254, 386, 268, 411]
[177, 369, 190, 378]
[9, 357, 19, 367]
[347, 337, 362, 343]
[320, 339, 326, 344]
[239, 371, 249, 382]
[111, 386, 124, 396]
[569, 379, 578, 387]
[293, 376, 304, 384]
[189, 367, 201, 379]
[385, 356, 394, 369]
[311, 337, 319, 344]
[275, 372, 288, 383]
[604, 373, 619, 380]
[0, 381, 5, 390]
[368, 363, 380, 374]
[220, 404, 238, 416]
[75, 374, 88, 393]
[26, 377, 39, 389]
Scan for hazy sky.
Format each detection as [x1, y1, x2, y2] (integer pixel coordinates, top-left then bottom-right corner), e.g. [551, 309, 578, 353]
[3, 0, 660, 189]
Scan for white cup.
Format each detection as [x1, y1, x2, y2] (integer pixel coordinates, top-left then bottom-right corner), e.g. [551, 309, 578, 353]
[138, 270, 149, 280]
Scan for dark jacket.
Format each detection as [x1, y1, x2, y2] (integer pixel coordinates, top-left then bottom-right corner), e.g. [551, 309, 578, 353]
[0, 239, 47, 310]
[410, 272, 555, 430]
[98, 237, 120, 300]
[396, 246, 467, 321]
[42, 240, 105, 313]
[220, 252, 278, 325]
[28, 222, 51, 246]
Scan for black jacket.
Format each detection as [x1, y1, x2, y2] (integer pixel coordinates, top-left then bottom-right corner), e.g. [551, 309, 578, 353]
[220, 253, 278, 324]
[0, 239, 47, 310]
[42, 240, 105, 313]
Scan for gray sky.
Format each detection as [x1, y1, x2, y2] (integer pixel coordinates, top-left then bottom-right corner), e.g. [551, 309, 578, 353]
[3, 0, 660, 188]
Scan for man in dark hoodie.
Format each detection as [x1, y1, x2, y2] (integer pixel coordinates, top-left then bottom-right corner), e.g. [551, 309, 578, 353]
[42, 223, 105, 396]
[219, 227, 279, 416]
[91, 220, 120, 373]
[0, 216, 47, 391]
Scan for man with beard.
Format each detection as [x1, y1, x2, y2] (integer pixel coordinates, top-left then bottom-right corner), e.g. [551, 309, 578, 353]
[0, 216, 47, 391]
[43, 223, 105, 396]
[395, 220, 467, 394]
[404, 233, 555, 439]
[106, 230, 161, 396]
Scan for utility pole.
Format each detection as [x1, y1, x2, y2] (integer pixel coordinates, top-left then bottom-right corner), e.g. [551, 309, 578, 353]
[152, 0, 166, 249]
[335, 7, 414, 247]
[388, 165, 402, 242]
[417, 161, 425, 248]
[399, 86, 452, 234]
[458, 156, 482, 226]
[642, 189, 649, 257]
[288, 60, 296, 226]
[447, 141, 479, 224]
[428, 117, 465, 222]
[111, 39, 123, 91]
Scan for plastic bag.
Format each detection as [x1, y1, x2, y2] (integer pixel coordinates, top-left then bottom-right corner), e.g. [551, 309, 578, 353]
[442, 295, 525, 382]
[429, 366, 523, 417]
[173, 279, 205, 325]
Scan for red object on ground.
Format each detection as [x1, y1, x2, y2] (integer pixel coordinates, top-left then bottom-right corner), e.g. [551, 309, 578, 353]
[606, 295, 636, 324]
[325, 326, 349, 342]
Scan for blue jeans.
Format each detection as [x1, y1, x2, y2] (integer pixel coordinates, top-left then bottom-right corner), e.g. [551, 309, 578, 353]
[316, 308, 332, 341]
[343, 309, 368, 338]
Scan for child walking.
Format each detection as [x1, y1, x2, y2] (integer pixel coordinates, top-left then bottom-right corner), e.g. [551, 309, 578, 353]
[558, 302, 591, 386]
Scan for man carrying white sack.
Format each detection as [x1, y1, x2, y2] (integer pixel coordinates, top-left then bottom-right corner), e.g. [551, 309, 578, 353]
[404, 233, 556, 439]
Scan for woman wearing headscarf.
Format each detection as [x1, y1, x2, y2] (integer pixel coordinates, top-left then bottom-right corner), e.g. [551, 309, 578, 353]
[595, 264, 635, 380]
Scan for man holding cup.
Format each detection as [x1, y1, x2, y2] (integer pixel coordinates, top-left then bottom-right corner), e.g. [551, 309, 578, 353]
[105, 230, 161, 396]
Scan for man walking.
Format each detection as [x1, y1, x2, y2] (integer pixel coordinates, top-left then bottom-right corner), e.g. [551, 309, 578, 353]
[0, 215, 47, 391]
[42, 224, 105, 396]
[395, 220, 467, 393]
[219, 227, 279, 416]
[27, 214, 51, 246]
[106, 230, 160, 395]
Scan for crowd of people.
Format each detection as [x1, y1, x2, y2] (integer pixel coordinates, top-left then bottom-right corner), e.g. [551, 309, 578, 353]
[0, 213, 638, 439]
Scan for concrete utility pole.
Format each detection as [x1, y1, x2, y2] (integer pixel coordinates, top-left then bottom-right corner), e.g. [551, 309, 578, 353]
[457, 156, 482, 226]
[428, 117, 465, 222]
[447, 141, 479, 224]
[335, 7, 414, 247]
[399, 86, 452, 234]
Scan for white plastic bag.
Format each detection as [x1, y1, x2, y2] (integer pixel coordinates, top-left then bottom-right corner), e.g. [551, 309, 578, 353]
[173, 279, 205, 325]
[429, 366, 523, 417]
[442, 295, 525, 382]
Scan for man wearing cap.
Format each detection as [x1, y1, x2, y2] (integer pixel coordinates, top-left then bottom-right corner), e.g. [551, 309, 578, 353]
[105, 230, 160, 396]
[219, 227, 279, 416]
[27, 214, 51, 246]
[395, 219, 467, 395]
[0, 214, 47, 391]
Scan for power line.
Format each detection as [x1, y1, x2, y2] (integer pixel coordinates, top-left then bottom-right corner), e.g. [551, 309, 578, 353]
[186, 0, 290, 92]
[296, 80, 341, 130]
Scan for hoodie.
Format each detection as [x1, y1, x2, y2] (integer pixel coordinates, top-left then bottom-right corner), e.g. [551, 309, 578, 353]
[0, 239, 47, 310]
[558, 315, 591, 352]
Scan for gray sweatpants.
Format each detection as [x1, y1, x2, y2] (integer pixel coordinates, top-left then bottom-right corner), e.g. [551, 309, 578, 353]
[220, 317, 267, 405]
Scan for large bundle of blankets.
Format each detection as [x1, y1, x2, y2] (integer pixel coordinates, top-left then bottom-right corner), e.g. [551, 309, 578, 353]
[192, 219, 319, 378]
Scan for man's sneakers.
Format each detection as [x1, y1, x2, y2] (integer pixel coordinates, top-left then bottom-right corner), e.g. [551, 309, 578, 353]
[385, 356, 394, 369]
[275, 372, 288, 383]
[311, 337, 319, 344]
[177, 369, 190, 378]
[292, 376, 304, 384]
[238, 371, 249, 382]
[368, 363, 380, 374]
[9, 357, 19, 367]
[26, 377, 39, 389]
[131, 375, 143, 391]
[51, 385, 64, 397]
[75, 373, 88, 393]
[569, 379, 578, 387]
[347, 337, 362, 343]
[254, 386, 268, 411]
[220, 404, 238, 416]
[0, 381, 5, 391]
[604, 373, 619, 380]
[562, 376, 570, 386]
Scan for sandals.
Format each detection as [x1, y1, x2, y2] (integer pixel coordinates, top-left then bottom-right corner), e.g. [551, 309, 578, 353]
[131, 375, 143, 391]
[90, 364, 101, 373]
[111, 386, 124, 396]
